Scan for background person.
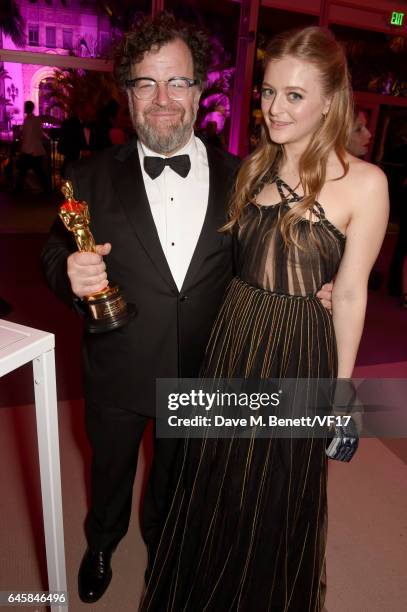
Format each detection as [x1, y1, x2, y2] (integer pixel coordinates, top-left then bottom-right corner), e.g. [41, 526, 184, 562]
[14, 101, 49, 193]
[347, 107, 372, 158]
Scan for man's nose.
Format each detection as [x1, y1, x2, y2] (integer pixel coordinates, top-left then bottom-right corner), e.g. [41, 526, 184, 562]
[154, 82, 171, 105]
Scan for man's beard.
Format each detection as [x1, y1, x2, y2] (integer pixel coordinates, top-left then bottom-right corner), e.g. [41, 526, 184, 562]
[132, 105, 196, 155]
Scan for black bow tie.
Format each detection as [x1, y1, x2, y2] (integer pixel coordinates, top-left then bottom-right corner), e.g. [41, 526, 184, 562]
[144, 154, 191, 180]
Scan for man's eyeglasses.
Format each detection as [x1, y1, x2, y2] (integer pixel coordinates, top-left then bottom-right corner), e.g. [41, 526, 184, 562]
[125, 77, 199, 101]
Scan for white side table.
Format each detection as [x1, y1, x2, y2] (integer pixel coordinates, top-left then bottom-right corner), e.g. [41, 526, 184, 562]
[0, 320, 67, 611]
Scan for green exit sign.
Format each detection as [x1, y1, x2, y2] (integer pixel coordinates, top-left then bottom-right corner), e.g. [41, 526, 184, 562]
[390, 11, 404, 26]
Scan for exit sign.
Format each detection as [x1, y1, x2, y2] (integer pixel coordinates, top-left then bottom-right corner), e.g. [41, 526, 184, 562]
[390, 11, 405, 26]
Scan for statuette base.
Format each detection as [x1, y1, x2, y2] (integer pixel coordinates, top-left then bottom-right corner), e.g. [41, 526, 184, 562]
[84, 284, 136, 334]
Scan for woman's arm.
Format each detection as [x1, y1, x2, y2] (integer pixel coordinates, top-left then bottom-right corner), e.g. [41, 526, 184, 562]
[332, 165, 389, 378]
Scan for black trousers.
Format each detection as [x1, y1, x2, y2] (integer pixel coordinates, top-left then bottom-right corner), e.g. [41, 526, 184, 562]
[15, 154, 49, 193]
[84, 400, 181, 556]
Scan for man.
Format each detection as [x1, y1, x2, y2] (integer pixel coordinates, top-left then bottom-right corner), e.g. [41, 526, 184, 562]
[58, 102, 110, 178]
[41, 12, 331, 604]
[15, 100, 49, 193]
[57, 112, 86, 178]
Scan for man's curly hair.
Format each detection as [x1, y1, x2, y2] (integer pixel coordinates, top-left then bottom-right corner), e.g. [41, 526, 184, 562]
[114, 12, 211, 89]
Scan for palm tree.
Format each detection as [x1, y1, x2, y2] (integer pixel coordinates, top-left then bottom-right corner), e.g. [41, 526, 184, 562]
[44, 67, 122, 119]
[0, 0, 25, 48]
[0, 1, 25, 129]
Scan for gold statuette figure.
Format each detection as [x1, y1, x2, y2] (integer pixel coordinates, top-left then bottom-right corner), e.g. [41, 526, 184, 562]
[59, 180, 136, 333]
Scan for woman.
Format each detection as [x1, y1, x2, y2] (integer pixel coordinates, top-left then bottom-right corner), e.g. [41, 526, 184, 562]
[141, 27, 388, 611]
[347, 108, 372, 158]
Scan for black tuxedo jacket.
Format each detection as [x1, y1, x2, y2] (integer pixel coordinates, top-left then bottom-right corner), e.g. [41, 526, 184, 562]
[41, 137, 240, 416]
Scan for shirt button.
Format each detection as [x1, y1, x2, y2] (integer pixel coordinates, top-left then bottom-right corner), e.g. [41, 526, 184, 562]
[171, 242, 175, 246]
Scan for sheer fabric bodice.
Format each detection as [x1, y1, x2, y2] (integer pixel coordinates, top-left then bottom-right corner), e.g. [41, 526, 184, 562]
[238, 175, 345, 296]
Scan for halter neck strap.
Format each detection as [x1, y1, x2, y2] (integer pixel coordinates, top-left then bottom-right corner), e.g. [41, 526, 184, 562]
[274, 175, 325, 218]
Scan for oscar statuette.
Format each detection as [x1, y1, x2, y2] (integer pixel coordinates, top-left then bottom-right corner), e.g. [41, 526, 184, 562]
[59, 180, 136, 333]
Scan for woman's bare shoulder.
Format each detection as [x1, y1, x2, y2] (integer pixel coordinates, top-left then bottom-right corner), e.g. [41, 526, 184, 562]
[345, 154, 388, 191]
[341, 155, 389, 222]
[324, 153, 389, 223]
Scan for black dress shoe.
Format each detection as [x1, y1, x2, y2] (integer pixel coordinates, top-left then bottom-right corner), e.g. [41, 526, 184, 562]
[78, 548, 113, 603]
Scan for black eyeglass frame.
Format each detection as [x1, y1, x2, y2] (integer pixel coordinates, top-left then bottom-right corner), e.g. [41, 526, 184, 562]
[125, 76, 199, 90]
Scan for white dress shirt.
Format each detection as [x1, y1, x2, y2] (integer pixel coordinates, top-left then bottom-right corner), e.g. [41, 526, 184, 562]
[138, 134, 209, 291]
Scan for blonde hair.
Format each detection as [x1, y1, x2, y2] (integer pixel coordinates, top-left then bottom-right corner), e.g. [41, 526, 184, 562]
[224, 27, 354, 248]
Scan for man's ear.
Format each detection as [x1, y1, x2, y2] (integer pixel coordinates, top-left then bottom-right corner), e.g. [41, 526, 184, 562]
[197, 84, 205, 100]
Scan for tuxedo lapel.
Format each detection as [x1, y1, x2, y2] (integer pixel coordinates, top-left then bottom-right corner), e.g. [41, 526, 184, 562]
[181, 143, 231, 292]
[112, 139, 178, 293]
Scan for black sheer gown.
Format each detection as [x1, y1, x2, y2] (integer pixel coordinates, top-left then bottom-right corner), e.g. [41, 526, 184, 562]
[140, 175, 346, 612]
